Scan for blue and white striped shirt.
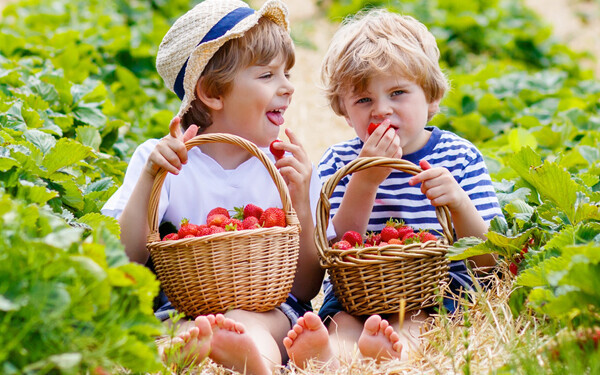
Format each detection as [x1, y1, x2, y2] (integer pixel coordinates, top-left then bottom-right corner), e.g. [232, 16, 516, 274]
[318, 126, 503, 234]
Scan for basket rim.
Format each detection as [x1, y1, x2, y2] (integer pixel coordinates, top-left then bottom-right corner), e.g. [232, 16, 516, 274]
[146, 133, 300, 243]
[314, 156, 454, 267]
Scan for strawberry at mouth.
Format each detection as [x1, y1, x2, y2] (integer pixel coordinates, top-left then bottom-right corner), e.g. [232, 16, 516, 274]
[367, 122, 399, 135]
[266, 109, 285, 126]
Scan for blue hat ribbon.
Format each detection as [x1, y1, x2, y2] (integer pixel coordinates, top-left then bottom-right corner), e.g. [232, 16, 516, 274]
[174, 7, 255, 100]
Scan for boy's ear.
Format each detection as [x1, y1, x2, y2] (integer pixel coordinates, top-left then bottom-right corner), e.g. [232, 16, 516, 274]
[428, 98, 441, 115]
[195, 78, 223, 111]
[343, 116, 354, 128]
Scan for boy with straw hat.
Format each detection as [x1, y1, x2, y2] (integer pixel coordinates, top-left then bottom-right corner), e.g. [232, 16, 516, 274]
[102, 0, 330, 372]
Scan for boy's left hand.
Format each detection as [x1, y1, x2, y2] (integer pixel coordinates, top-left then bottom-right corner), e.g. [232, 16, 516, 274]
[408, 160, 470, 212]
[271, 128, 312, 215]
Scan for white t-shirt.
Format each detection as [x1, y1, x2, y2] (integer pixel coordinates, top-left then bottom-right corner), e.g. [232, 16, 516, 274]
[102, 139, 327, 233]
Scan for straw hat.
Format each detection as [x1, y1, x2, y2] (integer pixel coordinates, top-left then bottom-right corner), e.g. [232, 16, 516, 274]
[156, 0, 289, 118]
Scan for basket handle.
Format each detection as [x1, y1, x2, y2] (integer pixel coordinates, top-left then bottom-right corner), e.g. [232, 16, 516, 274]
[315, 156, 454, 259]
[146, 133, 299, 242]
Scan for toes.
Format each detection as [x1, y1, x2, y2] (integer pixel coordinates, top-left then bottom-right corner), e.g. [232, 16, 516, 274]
[303, 312, 324, 331]
[283, 336, 293, 349]
[363, 315, 382, 335]
[195, 316, 213, 337]
[293, 324, 304, 335]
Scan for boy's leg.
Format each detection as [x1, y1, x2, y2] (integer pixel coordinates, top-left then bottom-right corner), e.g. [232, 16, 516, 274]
[326, 311, 365, 361]
[284, 311, 339, 370]
[209, 309, 289, 375]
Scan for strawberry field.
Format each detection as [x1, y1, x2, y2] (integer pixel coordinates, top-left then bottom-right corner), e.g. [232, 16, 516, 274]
[1, 0, 599, 373]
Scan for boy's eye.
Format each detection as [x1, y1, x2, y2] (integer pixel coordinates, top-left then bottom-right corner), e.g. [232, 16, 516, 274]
[260, 72, 273, 79]
[391, 90, 404, 96]
[356, 97, 371, 104]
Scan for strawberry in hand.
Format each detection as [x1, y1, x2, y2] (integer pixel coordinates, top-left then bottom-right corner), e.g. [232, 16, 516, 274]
[270, 140, 285, 160]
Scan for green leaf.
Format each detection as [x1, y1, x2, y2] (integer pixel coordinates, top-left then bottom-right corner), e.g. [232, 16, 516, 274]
[508, 128, 538, 152]
[75, 125, 101, 150]
[509, 147, 584, 223]
[43, 138, 93, 174]
[73, 103, 106, 128]
[78, 213, 120, 237]
[517, 256, 569, 287]
[23, 129, 56, 155]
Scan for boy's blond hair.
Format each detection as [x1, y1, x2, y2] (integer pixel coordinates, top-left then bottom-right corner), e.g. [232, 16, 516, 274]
[321, 9, 448, 118]
[182, 17, 295, 130]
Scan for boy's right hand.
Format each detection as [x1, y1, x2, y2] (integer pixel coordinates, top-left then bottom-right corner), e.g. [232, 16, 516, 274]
[144, 116, 199, 177]
[357, 119, 402, 184]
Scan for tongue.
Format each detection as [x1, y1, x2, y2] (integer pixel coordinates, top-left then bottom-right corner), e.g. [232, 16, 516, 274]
[267, 111, 284, 126]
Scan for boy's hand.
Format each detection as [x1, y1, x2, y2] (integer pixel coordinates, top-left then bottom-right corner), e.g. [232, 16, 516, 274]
[145, 116, 198, 177]
[358, 119, 402, 184]
[408, 160, 470, 213]
[271, 128, 312, 216]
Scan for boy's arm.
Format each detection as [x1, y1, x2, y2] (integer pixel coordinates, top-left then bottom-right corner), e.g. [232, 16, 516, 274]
[331, 121, 402, 239]
[409, 160, 497, 271]
[272, 128, 325, 301]
[119, 117, 197, 264]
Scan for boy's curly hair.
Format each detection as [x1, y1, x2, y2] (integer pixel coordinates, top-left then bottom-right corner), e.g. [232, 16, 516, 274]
[321, 9, 448, 120]
[181, 17, 295, 131]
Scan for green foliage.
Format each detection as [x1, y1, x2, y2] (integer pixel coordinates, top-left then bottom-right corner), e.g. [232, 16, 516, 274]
[0, 192, 163, 374]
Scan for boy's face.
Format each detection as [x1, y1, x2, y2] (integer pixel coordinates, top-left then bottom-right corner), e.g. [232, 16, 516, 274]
[340, 72, 440, 155]
[214, 54, 294, 148]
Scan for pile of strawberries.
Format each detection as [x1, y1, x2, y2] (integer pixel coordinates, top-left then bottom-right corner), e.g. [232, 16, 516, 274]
[162, 204, 286, 241]
[331, 219, 439, 250]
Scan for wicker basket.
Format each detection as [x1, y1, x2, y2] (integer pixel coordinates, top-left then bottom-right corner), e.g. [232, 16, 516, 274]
[146, 133, 300, 317]
[315, 157, 452, 315]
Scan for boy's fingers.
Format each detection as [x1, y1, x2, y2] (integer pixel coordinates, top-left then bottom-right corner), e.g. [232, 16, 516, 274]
[169, 116, 183, 139]
[183, 124, 198, 142]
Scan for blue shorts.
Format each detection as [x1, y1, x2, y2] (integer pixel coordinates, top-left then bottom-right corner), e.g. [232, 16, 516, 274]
[318, 260, 477, 323]
[154, 293, 312, 327]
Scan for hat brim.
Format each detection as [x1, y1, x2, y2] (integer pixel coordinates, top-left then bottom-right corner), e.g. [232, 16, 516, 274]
[177, 0, 289, 118]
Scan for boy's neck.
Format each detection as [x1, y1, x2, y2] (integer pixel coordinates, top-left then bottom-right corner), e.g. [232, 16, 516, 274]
[198, 142, 253, 170]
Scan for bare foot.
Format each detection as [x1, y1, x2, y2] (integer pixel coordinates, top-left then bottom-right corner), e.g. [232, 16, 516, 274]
[162, 315, 213, 368]
[283, 312, 339, 370]
[357, 315, 402, 361]
[208, 314, 270, 375]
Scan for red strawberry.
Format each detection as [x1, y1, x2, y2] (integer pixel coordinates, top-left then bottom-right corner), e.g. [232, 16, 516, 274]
[342, 231, 362, 247]
[178, 218, 200, 237]
[207, 207, 230, 220]
[243, 204, 263, 219]
[398, 226, 415, 240]
[183, 234, 195, 239]
[380, 226, 399, 242]
[509, 262, 518, 276]
[402, 232, 419, 244]
[207, 214, 229, 228]
[270, 140, 285, 160]
[388, 238, 403, 245]
[364, 232, 381, 247]
[419, 231, 437, 242]
[224, 218, 243, 231]
[197, 226, 212, 237]
[162, 233, 179, 241]
[242, 216, 261, 230]
[209, 226, 225, 234]
[367, 122, 381, 135]
[332, 240, 352, 250]
[259, 207, 286, 228]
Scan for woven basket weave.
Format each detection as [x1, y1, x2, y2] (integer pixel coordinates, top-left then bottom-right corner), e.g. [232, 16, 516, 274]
[315, 157, 451, 315]
[146, 133, 300, 317]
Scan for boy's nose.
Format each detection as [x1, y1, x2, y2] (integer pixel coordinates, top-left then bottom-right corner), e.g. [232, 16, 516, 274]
[372, 100, 392, 119]
[278, 80, 294, 96]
